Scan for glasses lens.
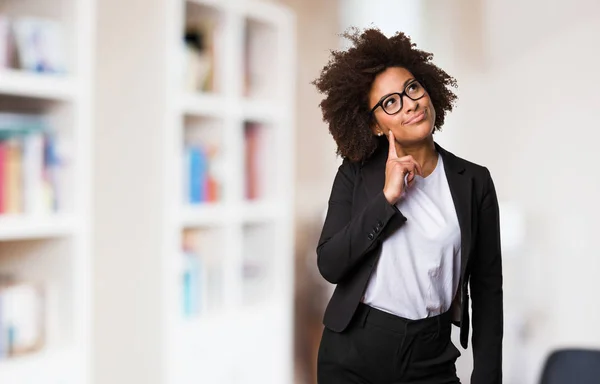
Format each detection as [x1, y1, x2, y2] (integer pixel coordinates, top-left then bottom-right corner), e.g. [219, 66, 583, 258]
[382, 94, 402, 114]
[406, 81, 425, 100]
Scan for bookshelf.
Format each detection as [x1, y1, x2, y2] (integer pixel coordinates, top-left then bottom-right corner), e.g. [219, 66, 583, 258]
[164, 0, 296, 383]
[0, 0, 93, 383]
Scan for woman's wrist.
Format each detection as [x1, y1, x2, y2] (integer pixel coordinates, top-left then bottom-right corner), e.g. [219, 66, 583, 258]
[383, 189, 399, 205]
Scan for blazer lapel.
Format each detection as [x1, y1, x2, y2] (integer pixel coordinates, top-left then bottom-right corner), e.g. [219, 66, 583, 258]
[436, 142, 473, 278]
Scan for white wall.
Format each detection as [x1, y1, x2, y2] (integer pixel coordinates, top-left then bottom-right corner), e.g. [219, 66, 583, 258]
[340, 0, 423, 47]
[340, 0, 600, 382]
[277, 0, 341, 226]
[426, 1, 600, 382]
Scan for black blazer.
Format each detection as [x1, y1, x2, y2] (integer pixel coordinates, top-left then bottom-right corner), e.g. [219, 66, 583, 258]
[317, 137, 503, 384]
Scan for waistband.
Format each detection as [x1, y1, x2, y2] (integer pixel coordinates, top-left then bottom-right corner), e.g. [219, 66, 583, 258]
[354, 303, 452, 335]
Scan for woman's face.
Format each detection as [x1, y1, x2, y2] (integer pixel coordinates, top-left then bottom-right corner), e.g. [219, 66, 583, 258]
[368, 67, 436, 146]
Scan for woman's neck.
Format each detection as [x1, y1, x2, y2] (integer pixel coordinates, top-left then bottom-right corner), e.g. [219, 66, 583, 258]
[395, 137, 438, 177]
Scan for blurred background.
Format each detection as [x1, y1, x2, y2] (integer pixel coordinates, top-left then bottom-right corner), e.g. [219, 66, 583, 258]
[0, 0, 599, 383]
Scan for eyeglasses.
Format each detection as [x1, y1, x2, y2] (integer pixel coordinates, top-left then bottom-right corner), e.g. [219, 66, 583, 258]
[370, 80, 426, 115]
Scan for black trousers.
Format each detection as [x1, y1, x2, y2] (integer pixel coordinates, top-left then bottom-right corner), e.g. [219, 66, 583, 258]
[317, 303, 461, 384]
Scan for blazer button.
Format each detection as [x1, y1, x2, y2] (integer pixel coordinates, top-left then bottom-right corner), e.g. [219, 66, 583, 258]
[377, 220, 383, 227]
[368, 233, 374, 240]
[373, 226, 380, 233]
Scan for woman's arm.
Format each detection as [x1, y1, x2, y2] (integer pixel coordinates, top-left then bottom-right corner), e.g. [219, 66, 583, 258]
[470, 168, 504, 384]
[316, 159, 406, 284]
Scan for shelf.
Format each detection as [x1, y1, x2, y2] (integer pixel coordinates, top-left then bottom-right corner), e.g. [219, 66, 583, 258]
[180, 201, 284, 227]
[0, 347, 78, 384]
[185, 0, 230, 12]
[175, 301, 279, 337]
[241, 200, 283, 223]
[179, 93, 286, 121]
[176, 306, 230, 335]
[242, 0, 293, 25]
[180, 93, 227, 117]
[241, 99, 283, 122]
[181, 203, 226, 227]
[0, 70, 78, 101]
[0, 214, 78, 241]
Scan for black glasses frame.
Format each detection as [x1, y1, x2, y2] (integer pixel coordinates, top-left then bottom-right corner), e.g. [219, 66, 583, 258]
[369, 80, 426, 116]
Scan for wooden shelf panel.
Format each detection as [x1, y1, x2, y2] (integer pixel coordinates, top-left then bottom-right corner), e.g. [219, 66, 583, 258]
[0, 214, 78, 241]
[0, 70, 78, 101]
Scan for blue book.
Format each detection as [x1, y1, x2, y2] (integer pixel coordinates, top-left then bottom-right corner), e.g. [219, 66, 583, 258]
[188, 146, 207, 203]
[43, 132, 60, 211]
[182, 250, 202, 316]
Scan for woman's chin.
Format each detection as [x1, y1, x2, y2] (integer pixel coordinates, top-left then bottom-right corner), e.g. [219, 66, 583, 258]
[394, 125, 434, 144]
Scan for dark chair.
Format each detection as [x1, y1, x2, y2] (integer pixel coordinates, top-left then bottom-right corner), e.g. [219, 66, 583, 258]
[540, 349, 600, 384]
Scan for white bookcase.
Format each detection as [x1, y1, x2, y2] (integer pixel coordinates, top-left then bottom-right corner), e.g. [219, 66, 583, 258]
[163, 0, 296, 383]
[0, 0, 93, 383]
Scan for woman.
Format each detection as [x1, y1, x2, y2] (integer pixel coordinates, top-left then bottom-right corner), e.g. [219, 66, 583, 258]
[312, 28, 503, 384]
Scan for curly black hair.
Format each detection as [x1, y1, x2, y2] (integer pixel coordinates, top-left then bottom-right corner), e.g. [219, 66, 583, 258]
[312, 27, 458, 162]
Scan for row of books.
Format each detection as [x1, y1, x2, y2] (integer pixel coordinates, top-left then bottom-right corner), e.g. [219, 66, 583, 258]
[0, 277, 46, 359]
[0, 15, 66, 73]
[0, 113, 63, 215]
[183, 143, 221, 204]
[182, 123, 273, 204]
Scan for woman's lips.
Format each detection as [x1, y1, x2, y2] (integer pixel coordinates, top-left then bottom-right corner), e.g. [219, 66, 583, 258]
[404, 110, 426, 125]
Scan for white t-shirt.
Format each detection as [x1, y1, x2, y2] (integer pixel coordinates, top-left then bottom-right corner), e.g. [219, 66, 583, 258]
[363, 153, 462, 320]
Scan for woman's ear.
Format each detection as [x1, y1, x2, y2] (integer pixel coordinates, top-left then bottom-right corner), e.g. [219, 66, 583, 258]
[370, 121, 383, 137]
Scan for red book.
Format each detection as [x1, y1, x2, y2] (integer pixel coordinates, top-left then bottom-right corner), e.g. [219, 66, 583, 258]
[206, 175, 217, 202]
[245, 123, 259, 200]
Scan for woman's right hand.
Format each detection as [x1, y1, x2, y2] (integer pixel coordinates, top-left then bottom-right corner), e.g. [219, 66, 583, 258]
[383, 131, 422, 205]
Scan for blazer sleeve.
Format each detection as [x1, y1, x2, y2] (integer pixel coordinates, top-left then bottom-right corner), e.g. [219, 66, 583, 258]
[470, 168, 504, 384]
[316, 158, 406, 284]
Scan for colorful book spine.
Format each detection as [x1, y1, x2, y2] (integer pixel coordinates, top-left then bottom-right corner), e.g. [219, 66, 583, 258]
[4, 138, 22, 214]
[185, 143, 220, 204]
[245, 123, 258, 200]
[0, 113, 62, 215]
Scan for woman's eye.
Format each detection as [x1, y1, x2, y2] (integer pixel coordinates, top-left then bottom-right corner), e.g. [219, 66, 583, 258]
[407, 82, 421, 94]
[384, 97, 398, 108]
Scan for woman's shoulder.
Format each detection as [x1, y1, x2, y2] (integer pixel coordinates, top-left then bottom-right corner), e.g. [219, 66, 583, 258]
[437, 143, 492, 180]
[337, 156, 361, 177]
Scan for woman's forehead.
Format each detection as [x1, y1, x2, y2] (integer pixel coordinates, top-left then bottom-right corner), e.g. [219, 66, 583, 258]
[370, 67, 415, 99]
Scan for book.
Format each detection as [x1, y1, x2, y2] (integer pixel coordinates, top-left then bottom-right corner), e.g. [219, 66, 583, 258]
[188, 145, 206, 203]
[244, 122, 275, 200]
[4, 138, 22, 213]
[0, 281, 46, 359]
[244, 122, 259, 200]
